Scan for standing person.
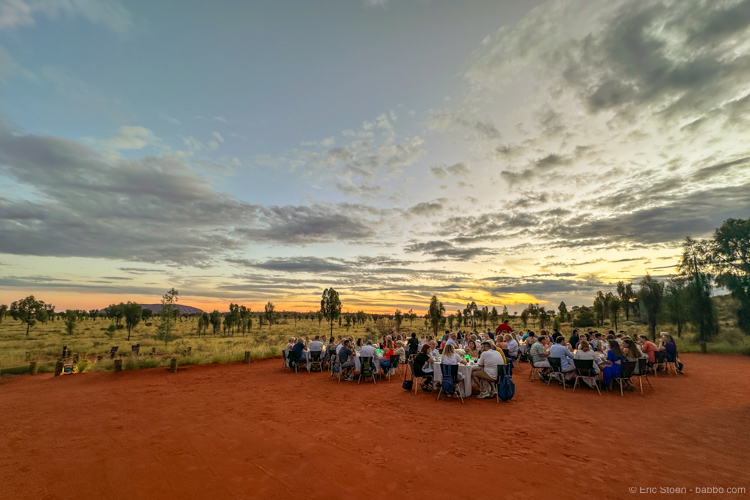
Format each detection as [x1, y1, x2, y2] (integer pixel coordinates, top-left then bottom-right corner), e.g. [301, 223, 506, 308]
[408, 333, 419, 357]
[472, 341, 505, 399]
[495, 320, 512, 336]
[568, 328, 580, 349]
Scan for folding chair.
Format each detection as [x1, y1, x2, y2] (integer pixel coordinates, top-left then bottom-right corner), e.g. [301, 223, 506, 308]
[408, 360, 426, 395]
[436, 364, 464, 404]
[653, 351, 668, 377]
[572, 359, 601, 395]
[614, 361, 638, 396]
[547, 357, 568, 389]
[386, 354, 400, 382]
[633, 358, 653, 394]
[528, 358, 544, 381]
[358, 356, 376, 384]
[309, 351, 322, 372]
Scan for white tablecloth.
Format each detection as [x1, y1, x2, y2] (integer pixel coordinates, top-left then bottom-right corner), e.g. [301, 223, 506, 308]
[430, 363, 479, 396]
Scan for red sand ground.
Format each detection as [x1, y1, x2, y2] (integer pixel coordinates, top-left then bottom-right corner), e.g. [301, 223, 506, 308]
[1, 353, 749, 500]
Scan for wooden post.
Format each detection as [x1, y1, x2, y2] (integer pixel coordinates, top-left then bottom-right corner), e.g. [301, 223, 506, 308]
[54, 360, 63, 377]
[114, 359, 122, 373]
[29, 361, 38, 375]
[700, 341, 707, 354]
[170, 358, 177, 373]
[151, 347, 156, 356]
[243, 351, 251, 364]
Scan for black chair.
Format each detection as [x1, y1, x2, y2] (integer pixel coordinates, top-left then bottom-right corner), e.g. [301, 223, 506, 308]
[386, 354, 400, 382]
[409, 360, 428, 395]
[614, 361, 638, 396]
[288, 353, 300, 373]
[633, 358, 653, 394]
[572, 359, 601, 395]
[282, 348, 288, 368]
[436, 364, 464, 404]
[109, 346, 119, 359]
[653, 351, 668, 377]
[309, 351, 322, 372]
[547, 357, 568, 389]
[358, 356, 376, 384]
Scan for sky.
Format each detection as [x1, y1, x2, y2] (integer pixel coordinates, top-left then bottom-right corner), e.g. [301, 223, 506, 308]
[1, 0, 749, 314]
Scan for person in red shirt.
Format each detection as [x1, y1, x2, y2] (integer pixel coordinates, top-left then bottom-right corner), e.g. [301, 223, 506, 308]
[496, 320, 512, 335]
[638, 335, 659, 363]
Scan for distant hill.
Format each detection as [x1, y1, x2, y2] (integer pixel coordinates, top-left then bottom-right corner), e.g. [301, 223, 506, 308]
[139, 304, 204, 315]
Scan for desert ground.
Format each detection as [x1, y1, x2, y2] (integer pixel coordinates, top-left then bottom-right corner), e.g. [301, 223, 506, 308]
[1, 352, 748, 500]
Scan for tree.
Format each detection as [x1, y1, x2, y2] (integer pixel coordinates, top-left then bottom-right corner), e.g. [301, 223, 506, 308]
[679, 237, 720, 343]
[712, 217, 750, 334]
[107, 303, 125, 326]
[638, 275, 664, 340]
[538, 308, 549, 329]
[197, 312, 209, 336]
[490, 306, 499, 326]
[558, 301, 568, 323]
[528, 304, 539, 327]
[142, 308, 153, 322]
[64, 310, 78, 336]
[0, 304, 6, 325]
[664, 277, 690, 337]
[428, 296, 445, 336]
[320, 288, 342, 338]
[448, 314, 454, 330]
[501, 305, 510, 322]
[123, 302, 142, 341]
[605, 293, 620, 330]
[264, 302, 276, 328]
[520, 309, 529, 329]
[481, 306, 489, 328]
[155, 288, 178, 346]
[10, 296, 48, 337]
[394, 309, 403, 332]
[210, 310, 222, 335]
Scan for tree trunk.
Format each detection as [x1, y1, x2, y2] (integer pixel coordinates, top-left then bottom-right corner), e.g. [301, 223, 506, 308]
[127, 328, 131, 341]
[26, 322, 30, 337]
[677, 322, 682, 338]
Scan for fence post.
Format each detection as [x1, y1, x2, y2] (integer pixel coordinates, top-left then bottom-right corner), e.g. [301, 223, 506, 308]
[114, 359, 122, 373]
[699, 341, 707, 354]
[170, 358, 177, 373]
[29, 361, 38, 375]
[54, 360, 63, 377]
[243, 351, 251, 364]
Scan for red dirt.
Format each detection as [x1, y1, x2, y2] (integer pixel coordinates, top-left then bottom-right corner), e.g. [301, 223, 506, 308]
[1, 354, 749, 500]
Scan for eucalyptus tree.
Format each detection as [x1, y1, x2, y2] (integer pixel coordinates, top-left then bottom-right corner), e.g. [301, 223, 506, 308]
[320, 288, 342, 338]
[10, 296, 49, 337]
[264, 302, 276, 328]
[123, 301, 142, 341]
[712, 217, 750, 334]
[638, 275, 664, 340]
[156, 288, 178, 346]
[428, 296, 445, 336]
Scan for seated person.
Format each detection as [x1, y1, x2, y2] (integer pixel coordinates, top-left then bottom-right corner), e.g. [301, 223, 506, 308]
[408, 333, 419, 357]
[466, 340, 480, 359]
[394, 341, 406, 366]
[414, 344, 435, 391]
[529, 335, 551, 380]
[428, 340, 440, 360]
[360, 340, 377, 358]
[289, 337, 306, 365]
[379, 343, 394, 373]
[549, 336, 576, 380]
[338, 339, 356, 380]
[285, 337, 296, 356]
[574, 340, 603, 375]
[472, 341, 505, 399]
[506, 335, 519, 359]
[638, 335, 658, 364]
[308, 335, 324, 352]
[441, 344, 466, 366]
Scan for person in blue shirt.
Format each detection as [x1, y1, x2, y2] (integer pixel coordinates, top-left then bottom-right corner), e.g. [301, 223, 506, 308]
[549, 336, 576, 381]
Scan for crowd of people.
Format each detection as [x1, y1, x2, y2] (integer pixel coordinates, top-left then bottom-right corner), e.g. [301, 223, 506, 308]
[283, 319, 683, 396]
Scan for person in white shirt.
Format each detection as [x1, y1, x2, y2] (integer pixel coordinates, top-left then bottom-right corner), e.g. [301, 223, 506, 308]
[506, 335, 519, 358]
[428, 340, 440, 360]
[549, 336, 576, 380]
[440, 344, 466, 365]
[360, 340, 377, 358]
[574, 340, 604, 374]
[472, 341, 505, 399]
[307, 335, 324, 352]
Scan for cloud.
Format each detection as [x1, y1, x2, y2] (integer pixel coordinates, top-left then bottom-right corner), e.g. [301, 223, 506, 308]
[403, 240, 498, 261]
[429, 162, 470, 179]
[101, 126, 160, 151]
[0, 122, 391, 265]
[0, 0, 133, 36]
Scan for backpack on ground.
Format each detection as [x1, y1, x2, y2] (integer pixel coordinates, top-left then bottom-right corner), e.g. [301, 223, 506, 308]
[497, 367, 515, 401]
